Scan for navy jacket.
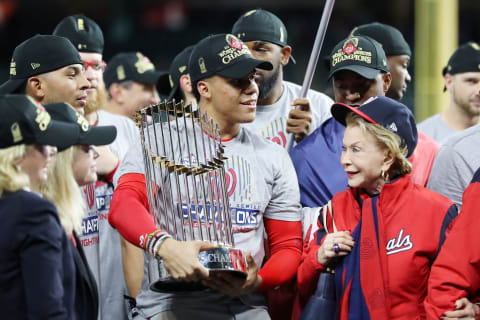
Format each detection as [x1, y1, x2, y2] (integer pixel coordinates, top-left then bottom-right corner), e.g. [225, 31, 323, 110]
[0, 190, 75, 319]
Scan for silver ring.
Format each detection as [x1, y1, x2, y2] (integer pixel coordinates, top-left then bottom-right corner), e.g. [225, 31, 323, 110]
[333, 243, 340, 254]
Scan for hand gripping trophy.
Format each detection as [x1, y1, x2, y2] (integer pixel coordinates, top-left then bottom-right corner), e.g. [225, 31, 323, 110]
[135, 100, 247, 291]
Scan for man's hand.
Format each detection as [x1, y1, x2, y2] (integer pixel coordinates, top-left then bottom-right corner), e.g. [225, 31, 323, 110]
[202, 252, 262, 296]
[442, 298, 480, 319]
[95, 145, 119, 176]
[287, 98, 313, 143]
[156, 238, 216, 282]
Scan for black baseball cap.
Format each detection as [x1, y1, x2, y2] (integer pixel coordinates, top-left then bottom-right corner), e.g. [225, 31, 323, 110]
[442, 42, 480, 76]
[331, 96, 417, 157]
[189, 33, 273, 84]
[157, 45, 194, 100]
[232, 9, 296, 64]
[328, 36, 389, 80]
[0, 94, 80, 150]
[53, 14, 104, 54]
[45, 103, 116, 146]
[350, 22, 411, 57]
[0, 35, 82, 94]
[103, 52, 166, 89]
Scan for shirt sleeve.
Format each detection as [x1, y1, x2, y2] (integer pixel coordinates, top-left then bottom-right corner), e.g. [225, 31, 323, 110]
[427, 145, 473, 209]
[307, 90, 334, 134]
[263, 147, 302, 222]
[20, 200, 69, 319]
[257, 218, 302, 291]
[425, 174, 480, 318]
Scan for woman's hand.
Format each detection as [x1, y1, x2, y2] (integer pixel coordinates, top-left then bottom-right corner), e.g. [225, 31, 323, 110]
[317, 231, 355, 266]
[442, 298, 480, 319]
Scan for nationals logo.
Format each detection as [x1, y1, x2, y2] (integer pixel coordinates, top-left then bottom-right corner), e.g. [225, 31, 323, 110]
[84, 183, 95, 209]
[224, 168, 237, 197]
[266, 132, 287, 148]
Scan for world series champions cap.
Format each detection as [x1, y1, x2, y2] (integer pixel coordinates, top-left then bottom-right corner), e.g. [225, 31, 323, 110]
[157, 45, 194, 100]
[0, 35, 83, 95]
[189, 33, 273, 84]
[328, 36, 389, 80]
[45, 102, 117, 146]
[232, 9, 296, 64]
[331, 96, 418, 157]
[442, 42, 480, 76]
[350, 22, 412, 57]
[103, 52, 166, 89]
[0, 94, 81, 150]
[53, 14, 104, 54]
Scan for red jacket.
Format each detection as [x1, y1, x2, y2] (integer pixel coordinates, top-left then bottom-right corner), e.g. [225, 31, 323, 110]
[297, 175, 457, 319]
[425, 168, 480, 318]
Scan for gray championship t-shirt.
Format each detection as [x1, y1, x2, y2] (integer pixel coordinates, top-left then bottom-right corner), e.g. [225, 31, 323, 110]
[418, 114, 456, 145]
[427, 124, 480, 209]
[79, 110, 140, 320]
[115, 119, 302, 318]
[242, 81, 333, 150]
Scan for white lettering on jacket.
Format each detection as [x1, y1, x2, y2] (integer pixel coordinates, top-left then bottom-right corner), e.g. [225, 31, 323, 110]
[386, 228, 413, 255]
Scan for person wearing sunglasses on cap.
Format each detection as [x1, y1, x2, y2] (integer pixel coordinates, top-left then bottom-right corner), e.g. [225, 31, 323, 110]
[34, 102, 117, 320]
[297, 96, 457, 319]
[0, 95, 81, 319]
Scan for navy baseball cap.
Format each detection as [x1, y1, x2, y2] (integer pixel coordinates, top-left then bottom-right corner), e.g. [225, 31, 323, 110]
[0, 35, 82, 94]
[442, 42, 480, 76]
[157, 45, 194, 100]
[329, 36, 389, 80]
[350, 22, 411, 57]
[331, 96, 418, 157]
[0, 94, 80, 150]
[189, 33, 273, 84]
[53, 14, 104, 54]
[103, 52, 166, 89]
[45, 102, 116, 146]
[232, 9, 296, 64]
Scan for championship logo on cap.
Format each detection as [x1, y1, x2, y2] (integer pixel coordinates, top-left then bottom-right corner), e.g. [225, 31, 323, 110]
[135, 52, 155, 74]
[227, 34, 242, 50]
[343, 38, 358, 55]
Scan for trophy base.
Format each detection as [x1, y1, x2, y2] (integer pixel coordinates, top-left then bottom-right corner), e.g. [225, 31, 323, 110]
[150, 247, 248, 293]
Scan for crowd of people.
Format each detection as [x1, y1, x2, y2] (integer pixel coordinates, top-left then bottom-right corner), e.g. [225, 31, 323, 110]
[0, 7, 480, 320]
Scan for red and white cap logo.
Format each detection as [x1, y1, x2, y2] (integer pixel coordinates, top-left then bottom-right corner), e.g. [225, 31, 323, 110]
[343, 43, 357, 55]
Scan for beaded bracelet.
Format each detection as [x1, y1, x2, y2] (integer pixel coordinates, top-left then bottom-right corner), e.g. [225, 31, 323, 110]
[145, 230, 171, 256]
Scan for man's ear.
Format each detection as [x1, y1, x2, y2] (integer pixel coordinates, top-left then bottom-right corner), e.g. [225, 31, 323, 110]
[280, 45, 292, 66]
[180, 74, 192, 93]
[382, 72, 392, 93]
[25, 77, 44, 101]
[109, 83, 124, 103]
[197, 79, 211, 100]
[444, 74, 454, 92]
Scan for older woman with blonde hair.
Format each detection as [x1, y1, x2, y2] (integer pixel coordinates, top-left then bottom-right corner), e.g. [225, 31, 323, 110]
[297, 96, 458, 319]
[0, 95, 81, 318]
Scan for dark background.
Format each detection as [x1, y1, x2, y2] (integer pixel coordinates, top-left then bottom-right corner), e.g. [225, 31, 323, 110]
[0, 0, 479, 110]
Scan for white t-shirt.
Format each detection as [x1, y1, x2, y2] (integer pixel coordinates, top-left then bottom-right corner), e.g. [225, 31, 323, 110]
[115, 119, 302, 317]
[242, 80, 333, 150]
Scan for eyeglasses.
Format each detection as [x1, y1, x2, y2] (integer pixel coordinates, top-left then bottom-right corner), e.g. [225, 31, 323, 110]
[82, 60, 107, 72]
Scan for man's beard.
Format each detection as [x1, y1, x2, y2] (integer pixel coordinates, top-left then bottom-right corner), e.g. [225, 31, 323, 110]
[258, 63, 280, 101]
[84, 85, 107, 116]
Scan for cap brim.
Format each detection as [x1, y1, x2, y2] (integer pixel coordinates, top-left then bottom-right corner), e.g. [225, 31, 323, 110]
[328, 65, 381, 80]
[78, 125, 117, 146]
[217, 58, 273, 79]
[136, 70, 168, 85]
[0, 79, 27, 94]
[331, 102, 378, 126]
[36, 120, 81, 151]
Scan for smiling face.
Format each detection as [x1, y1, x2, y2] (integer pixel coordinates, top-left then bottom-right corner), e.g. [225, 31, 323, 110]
[198, 72, 259, 126]
[341, 125, 390, 195]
